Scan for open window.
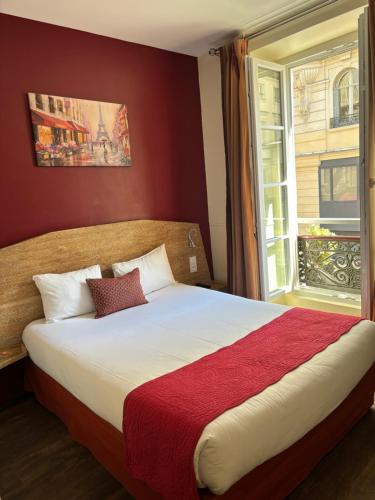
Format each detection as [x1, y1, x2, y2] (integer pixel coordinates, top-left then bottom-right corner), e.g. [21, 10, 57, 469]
[248, 59, 294, 300]
[247, 5, 370, 313]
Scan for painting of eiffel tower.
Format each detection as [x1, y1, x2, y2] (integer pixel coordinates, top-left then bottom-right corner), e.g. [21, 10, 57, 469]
[28, 93, 132, 167]
[95, 103, 111, 143]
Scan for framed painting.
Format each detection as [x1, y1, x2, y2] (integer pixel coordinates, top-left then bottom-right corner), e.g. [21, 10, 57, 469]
[28, 93, 132, 167]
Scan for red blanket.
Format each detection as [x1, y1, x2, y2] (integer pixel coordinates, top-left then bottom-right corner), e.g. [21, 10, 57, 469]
[123, 307, 361, 499]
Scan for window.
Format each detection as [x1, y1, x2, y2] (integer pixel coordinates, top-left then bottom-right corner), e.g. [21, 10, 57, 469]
[332, 166, 357, 201]
[258, 67, 282, 126]
[48, 96, 56, 114]
[320, 168, 331, 202]
[331, 68, 359, 128]
[319, 157, 360, 231]
[319, 160, 358, 202]
[35, 94, 44, 110]
[250, 59, 291, 299]
[57, 99, 64, 113]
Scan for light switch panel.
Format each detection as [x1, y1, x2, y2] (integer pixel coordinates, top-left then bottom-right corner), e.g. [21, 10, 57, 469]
[189, 256, 197, 273]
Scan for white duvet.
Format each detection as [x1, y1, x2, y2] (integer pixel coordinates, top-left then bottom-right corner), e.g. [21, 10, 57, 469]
[23, 284, 375, 495]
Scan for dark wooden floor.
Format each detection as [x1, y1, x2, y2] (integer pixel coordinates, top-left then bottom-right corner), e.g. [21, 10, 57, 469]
[0, 396, 374, 500]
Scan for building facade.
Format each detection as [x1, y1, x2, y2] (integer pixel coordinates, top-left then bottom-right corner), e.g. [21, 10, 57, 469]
[29, 93, 90, 162]
[292, 47, 359, 233]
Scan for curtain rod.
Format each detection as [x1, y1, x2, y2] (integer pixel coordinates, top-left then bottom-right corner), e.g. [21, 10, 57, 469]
[244, 0, 339, 40]
[209, 0, 341, 55]
[209, 0, 339, 55]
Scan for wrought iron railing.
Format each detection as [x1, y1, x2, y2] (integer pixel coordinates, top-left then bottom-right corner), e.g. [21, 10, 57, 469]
[298, 235, 361, 293]
[330, 113, 359, 128]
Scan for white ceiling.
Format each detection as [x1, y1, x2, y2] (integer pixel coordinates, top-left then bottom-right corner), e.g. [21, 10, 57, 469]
[0, 0, 322, 56]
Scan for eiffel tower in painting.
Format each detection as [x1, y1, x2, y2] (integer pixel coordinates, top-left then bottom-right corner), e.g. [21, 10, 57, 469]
[95, 103, 111, 142]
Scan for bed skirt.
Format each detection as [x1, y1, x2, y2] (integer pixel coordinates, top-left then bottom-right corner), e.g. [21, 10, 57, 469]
[25, 360, 375, 500]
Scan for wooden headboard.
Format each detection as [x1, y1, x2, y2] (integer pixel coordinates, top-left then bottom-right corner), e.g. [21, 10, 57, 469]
[0, 220, 211, 350]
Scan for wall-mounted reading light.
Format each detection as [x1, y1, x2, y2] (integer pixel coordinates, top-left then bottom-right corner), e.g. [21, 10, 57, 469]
[209, 48, 220, 56]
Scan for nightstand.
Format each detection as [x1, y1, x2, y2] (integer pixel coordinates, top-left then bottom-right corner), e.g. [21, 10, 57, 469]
[0, 345, 28, 406]
[210, 280, 228, 292]
[195, 281, 228, 293]
[0, 345, 27, 370]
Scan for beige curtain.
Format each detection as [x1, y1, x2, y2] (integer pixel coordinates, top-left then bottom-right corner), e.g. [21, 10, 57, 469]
[220, 39, 260, 299]
[368, 3, 375, 320]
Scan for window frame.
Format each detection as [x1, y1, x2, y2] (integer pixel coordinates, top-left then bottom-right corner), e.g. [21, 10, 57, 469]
[332, 67, 359, 128]
[56, 99, 64, 113]
[48, 96, 56, 114]
[318, 157, 360, 234]
[248, 57, 296, 300]
[319, 157, 359, 204]
[35, 94, 44, 111]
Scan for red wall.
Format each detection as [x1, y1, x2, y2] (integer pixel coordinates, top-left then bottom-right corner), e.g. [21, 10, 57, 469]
[0, 14, 211, 268]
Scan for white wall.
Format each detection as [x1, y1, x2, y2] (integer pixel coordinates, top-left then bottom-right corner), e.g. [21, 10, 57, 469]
[198, 54, 227, 282]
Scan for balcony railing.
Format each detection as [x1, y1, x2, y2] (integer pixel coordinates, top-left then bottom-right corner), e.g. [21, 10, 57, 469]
[298, 235, 361, 293]
[330, 113, 359, 129]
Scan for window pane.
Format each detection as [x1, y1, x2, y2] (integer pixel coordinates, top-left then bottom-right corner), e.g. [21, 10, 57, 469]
[339, 102, 349, 119]
[35, 94, 44, 110]
[320, 169, 331, 201]
[336, 69, 359, 122]
[353, 84, 359, 109]
[259, 83, 265, 100]
[261, 129, 285, 183]
[332, 166, 357, 201]
[258, 67, 282, 126]
[264, 186, 287, 239]
[48, 96, 55, 114]
[267, 239, 288, 292]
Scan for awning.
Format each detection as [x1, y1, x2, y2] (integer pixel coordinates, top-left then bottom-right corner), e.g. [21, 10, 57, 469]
[31, 109, 75, 131]
[68, 121, 90, 134]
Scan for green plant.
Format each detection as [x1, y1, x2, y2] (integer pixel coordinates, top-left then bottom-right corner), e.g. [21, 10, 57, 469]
[307, 224, 335, 237]
[305, 224, 335, 268]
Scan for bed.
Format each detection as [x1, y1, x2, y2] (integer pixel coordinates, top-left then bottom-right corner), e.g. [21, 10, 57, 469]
[23, 282, 375, 496]
[2, 220, 375, 499]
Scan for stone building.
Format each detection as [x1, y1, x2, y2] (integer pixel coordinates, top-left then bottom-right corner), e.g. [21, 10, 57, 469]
[292, 47, 359, 233]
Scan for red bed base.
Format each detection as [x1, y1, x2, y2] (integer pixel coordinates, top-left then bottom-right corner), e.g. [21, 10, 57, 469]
[25, 360, 375, 500]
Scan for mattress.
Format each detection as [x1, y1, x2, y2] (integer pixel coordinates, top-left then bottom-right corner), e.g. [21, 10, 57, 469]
[23, 283, 375, 495]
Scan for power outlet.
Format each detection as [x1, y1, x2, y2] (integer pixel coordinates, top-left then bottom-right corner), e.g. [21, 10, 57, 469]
[189, 256, 198, 273]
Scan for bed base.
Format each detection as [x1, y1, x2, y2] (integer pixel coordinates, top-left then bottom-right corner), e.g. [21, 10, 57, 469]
[25, 360, 375, 500]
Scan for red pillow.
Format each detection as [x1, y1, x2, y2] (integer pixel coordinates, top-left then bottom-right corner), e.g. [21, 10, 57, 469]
[87, 268, 148, 318]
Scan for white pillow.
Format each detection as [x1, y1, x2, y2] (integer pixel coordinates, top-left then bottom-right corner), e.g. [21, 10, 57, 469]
[112, 244, 175, 295]
[33, 264, 102, 322]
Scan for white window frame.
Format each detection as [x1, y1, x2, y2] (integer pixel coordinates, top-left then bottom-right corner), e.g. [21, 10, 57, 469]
[359, 7, 371, 318]
[247, 57, 297, 301]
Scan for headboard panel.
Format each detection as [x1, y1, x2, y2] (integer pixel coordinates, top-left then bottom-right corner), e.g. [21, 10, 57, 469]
[0, 220, 211, 349]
